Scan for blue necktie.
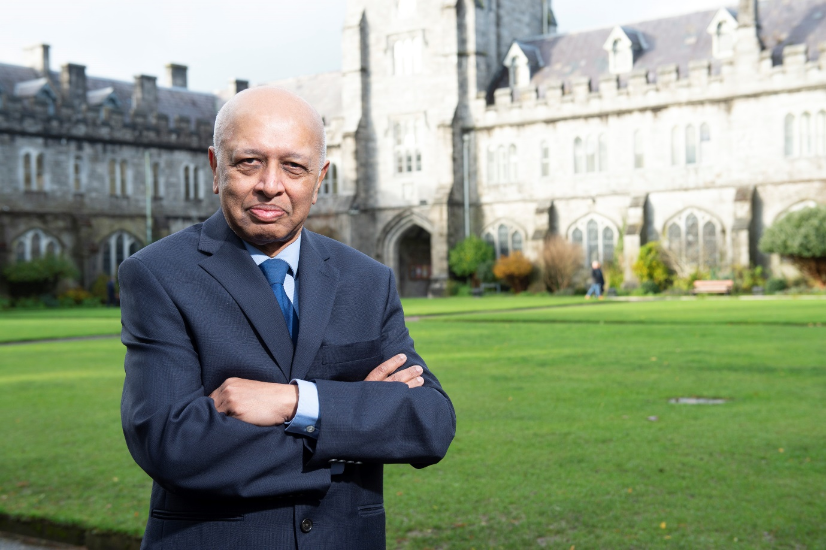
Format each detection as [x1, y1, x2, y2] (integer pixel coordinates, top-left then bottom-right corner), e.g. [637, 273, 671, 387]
[259, 258, 299, 346]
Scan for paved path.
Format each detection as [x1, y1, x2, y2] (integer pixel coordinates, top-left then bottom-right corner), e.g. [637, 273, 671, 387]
[0, 534, 81, 550]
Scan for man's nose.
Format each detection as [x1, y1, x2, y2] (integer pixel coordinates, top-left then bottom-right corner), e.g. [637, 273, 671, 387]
[258, 165, 285, 196]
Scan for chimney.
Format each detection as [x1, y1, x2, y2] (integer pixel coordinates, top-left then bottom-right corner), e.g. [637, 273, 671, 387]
[165, 63, 188, 88]
[61, 63, 87, 107]
[24, 44, 50, 74]
[229, 79, 249, 95]
[738, 0, 758, 28]
[542, 1, 558, 36]
[133, 74, 158, 113]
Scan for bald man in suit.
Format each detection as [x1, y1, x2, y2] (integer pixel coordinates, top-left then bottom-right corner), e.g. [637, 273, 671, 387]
[120, 87, 455, 549]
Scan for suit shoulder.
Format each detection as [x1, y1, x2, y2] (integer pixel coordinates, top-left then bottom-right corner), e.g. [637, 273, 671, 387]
[129, 224, 203, 265]
[308, 231, 390, 275]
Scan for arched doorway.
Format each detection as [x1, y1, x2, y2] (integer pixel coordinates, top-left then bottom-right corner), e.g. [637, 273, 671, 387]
[397, 225, 431, 298]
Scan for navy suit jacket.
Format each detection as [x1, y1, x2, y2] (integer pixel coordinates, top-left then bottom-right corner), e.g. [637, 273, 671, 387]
[120, 210, 455, 549]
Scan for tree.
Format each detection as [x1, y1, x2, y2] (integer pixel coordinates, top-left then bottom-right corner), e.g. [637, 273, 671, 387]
[3, 256, 79, 298]
[632, 241, 672, 290]
[760, 205, 826, 286]
[493, 252, 534, 293]
[448, 235, 495, 286]
[541, 236, 583, 293]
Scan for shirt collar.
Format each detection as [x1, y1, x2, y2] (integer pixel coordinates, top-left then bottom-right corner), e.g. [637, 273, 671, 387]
[244, 233, 301, 277]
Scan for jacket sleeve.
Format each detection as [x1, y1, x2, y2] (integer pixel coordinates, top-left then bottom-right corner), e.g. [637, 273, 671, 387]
[119, 256, 330, 499]
[309, 268, 456, 468]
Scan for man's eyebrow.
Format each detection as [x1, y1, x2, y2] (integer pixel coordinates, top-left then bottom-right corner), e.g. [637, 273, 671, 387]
[234, 149, 266, 157]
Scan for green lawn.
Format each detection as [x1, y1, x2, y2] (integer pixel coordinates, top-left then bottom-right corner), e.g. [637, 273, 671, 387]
[0, 308, 122, 343]
[0, 299, 824, 548]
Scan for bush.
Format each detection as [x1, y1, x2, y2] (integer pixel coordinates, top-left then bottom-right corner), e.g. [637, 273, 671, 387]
[639, 280, 661, 295]
[730, 265, 766, 293]
[448, 236, 495, 286]
[632, 242, 672, 289]
[58, 288, 96, 307]
[445, 280, 471, 297]
[540, 236, 583, 293]
[760, 205, 826, 286]
[766, 277, 789, 294]
[603, 260, 624, 289]
[3, 256, 79, 298]
[493, 252, 534, 294]
[672, 269, 708, 292]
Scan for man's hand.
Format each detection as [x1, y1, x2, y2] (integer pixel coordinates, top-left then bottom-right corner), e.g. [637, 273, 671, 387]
[209, 378, 298, 427]
[364, 354, 424, 388]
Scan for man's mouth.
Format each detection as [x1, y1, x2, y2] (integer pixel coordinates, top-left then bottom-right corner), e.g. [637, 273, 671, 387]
[248, 205, 287, 222]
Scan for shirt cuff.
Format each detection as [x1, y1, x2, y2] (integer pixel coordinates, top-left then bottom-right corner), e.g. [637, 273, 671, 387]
[285, 379, 320, 439]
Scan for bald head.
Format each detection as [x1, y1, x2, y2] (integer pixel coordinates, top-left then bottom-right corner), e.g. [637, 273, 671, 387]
[214, 86, 327, 169]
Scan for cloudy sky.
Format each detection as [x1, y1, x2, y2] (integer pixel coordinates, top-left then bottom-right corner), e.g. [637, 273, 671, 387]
[0, 0, 729, 93]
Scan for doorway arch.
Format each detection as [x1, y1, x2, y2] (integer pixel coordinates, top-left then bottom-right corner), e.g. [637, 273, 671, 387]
[378, 211, 434, 297]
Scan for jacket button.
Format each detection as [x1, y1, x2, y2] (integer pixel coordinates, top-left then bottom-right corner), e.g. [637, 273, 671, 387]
[300, 518, 313, 533]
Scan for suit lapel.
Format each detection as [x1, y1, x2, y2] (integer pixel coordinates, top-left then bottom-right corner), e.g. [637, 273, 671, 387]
[198, 211, 294, 380]
[291, 230, 340, 381]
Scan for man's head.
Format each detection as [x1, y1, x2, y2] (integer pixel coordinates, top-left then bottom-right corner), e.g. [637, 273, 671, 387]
[209, 86, 329, 256]
[592, 261, 600, 269]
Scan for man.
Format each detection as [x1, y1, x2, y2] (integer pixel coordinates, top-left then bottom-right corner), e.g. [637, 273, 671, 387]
[585, 260, 605, 300]
[119, 87, 455, 549]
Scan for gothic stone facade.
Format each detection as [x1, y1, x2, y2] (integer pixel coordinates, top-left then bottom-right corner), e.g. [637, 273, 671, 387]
[2, 0, 826, 297]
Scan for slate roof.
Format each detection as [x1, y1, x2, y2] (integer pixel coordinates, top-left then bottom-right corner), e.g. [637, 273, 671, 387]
[491, 0, 826, 97]
[263, 71, 344, 122]
[0, 62, 217, 127]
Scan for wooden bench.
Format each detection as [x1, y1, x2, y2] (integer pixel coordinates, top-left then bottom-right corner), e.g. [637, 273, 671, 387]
[692, 279, 734, 295]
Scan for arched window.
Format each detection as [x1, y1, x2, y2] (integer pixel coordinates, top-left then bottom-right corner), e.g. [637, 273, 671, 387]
[184, 166, 191, 200]
[393, 36, 422, 75]
[602, 227, 615, 263]
[785, 114, 795, 157]
[393, 119, 422, 174]
[512, 232, 523, 253]
[685, 125, 697, 165]
[685, 213, 699, 264]
[320, 162, 338, 195]
[483, 232, 495, 250]
[633, 130, 644, 169]
[540, 141, 550, 178]
[508, 144, 518, 183]
[664, 210, 722, 270]
[22, 152, 33, 190]
[703, 221, 718, 267]
[699, 123, 711, 164]
[73, 156, 83, 192]
[671, 126, 681, 166]
[119, 160, 128, 196]
[35, 153, 45, 191]
[585, 137, 596, 172]
[193, 167, 201, 199]
[498, 224, 509, 257]
[667, 223, 682, 257]
[109, 159, 118, 195]
[13, 229, 62, 262]
[487, 146, 496, 184]
[498, 145, 508, 183]
[573, 137, 585, 174]
[598, 134, 607, 172]
[816, 111, 826, 156]
[152, 163, 161, 198]
[101, 232, 142, 276]
[800, 112, 812, 156]
[568, 216, 618, 265]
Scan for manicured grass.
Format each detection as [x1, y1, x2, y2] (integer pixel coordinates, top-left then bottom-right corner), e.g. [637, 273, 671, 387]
[399, 294, 585, 316]
[0, 308, 122, 343]
[0, 300, 824, 548]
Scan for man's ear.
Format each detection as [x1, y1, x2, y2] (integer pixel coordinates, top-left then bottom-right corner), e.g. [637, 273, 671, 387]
[208, 147, 220, 195]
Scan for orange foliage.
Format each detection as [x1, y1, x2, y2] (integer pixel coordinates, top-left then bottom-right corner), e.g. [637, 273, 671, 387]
[492, 252, 534, 293]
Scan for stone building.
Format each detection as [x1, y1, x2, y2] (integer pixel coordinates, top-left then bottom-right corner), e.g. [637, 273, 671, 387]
[2, 0, 825, 297]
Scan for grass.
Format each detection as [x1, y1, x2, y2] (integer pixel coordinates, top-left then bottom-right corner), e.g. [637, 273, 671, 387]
[0, 299, 824, 548]
[0, 308, 121, 343]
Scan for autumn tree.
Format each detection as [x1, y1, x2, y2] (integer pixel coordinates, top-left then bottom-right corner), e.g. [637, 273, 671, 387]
[492, 251, 534, 293]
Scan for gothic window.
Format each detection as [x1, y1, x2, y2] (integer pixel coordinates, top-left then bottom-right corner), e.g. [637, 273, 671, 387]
[35, 153, 45, 191]
[634, 130, 644, 169]
[152, 163, 161, 198]
[483, 232, 495, 250]
[320, 162, 338, 195]
[486, 223, 525, 259]
[664, 209, 723, 270]
[573, 137, 584, 174]
[497, 224, 509, 257]
[800, 112, 812, 156]
[784, 114, 795, 157]
[508, 144, 518, 182]
[816, 111, 826, 156]
[393, 119, 422, 175]
[699, 123, 711, 164]
[101, 231, 142, 276]
[193, 167, 201, 199]
[685, 125, 697, 165]
[393, 36, 423, 76]
[540, 141, 550, 178]
[598, 134, 607, 171]
[13, 229, 62, 262]
[109, 160, 117, 195]
[512, 232, 523, 253]
[22, 152, 33, 191]
[109, 159, 128, 196]
[671, 126, 681, 166]
[568, 216, 618, 265]
[586, 137, 596, 172]
[119, 160, 128, 195]
[73, 156, 83, 192]
[498, 145, 507, 183]
[487, 147, 496, 184]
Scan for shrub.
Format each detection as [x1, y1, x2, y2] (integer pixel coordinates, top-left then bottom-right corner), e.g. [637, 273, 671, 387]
[540, 236, 583, 293]
[766, 277, 789, 294]
[448, 236, 495, 286]
[58, 288, 95, 307]
[759, 205, 826, 286]
[603, 260, 624, 289]
[493, 252, 534, 294]
[672, 269, 708, 292]
[639, 280, 661, 295]
[730, 265, 766, 293]
[632, 242, 672, 290]
[3, 256, 79, 298]
[91, 274, 116, 304]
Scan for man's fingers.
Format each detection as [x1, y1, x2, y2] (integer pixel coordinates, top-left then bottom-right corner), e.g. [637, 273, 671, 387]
[364, 354, 407, 381]
[387, 365, 423, 384]
[406, 376, 424, 389]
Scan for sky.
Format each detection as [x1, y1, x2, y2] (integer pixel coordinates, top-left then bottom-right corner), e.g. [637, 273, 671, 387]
[0, 0, 730, 93]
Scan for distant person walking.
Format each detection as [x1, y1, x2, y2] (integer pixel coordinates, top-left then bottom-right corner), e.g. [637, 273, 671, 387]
[586, 261, 605, 300]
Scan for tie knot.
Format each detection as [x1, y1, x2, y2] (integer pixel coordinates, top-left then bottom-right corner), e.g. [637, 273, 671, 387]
[259, 258, 291, 286]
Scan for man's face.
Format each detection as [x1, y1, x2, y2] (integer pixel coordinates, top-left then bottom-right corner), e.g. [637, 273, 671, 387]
[209, 98, 328, 256]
